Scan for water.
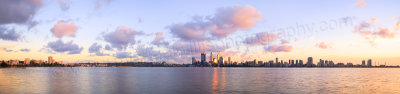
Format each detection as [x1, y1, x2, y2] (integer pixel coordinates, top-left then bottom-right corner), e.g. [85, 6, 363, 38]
[0, 67, 399, 94]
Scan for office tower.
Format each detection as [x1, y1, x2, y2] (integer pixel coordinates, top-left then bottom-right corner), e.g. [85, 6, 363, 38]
[192, 57, 196, 65]
[219, 56, 224, 65]
[276, 58, 278, 65]
[299, 60, 304, 67]
[24, 58, 30, 65]
[367, 59, 372, 67]
[217, 53, 220, 62]
[201, 52, 206, 66]
[328, 61, 334, 67]
[362, 60, 366, 67]
[295, 60, 299, 67]
[228, 57, 231, 64]
[319, 59, 324, 67]
[307, 57, 313, 67]
[209, 52, 213, 63]
[48, 56, 54, 64]
[292, 60, 294, 65]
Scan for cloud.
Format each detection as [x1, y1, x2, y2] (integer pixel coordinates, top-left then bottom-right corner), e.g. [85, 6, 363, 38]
[103, 26, 143, 50]
[170, 40, 228, 55]
[2, 48, 13, 52]
[243, 32, 279, 45]
[0, 0, 42, 24]
[353, 18, 398, 45]
[20, 48, 30, 52]
[0, 27, 22, 41]
[114, 51, 135, 59]
[135, 46, 188, 63]
[57, 0, 71, 11]
[169, 18, 210, 41]
[218, 50, 240, 57]
[210, 5, 262, 38]
[356, 0, 367, 7]
[169, 5, 262, 41]
[264, 45, 292, 53]
[94, 0, 116, 10]
[88, 43, 109, 56]
[316, 42, 332, 49]
[51, 21, 78, 38]
[47, 40, 83, 54]
[151, 32, 169, 46]
[280, 39, 289, 44]
[104, 45, 112, 51]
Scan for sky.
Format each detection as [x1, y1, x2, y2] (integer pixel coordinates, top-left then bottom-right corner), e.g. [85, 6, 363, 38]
[0, 0, 400, 65]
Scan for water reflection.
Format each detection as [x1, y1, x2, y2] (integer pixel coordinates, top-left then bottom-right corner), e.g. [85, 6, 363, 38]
[1, 68, 400, 93]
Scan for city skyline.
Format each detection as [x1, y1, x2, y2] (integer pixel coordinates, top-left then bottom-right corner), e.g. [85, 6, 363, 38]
[1, 0, 400, 65]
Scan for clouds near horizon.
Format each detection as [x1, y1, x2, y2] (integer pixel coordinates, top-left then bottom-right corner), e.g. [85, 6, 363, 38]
[47, 40, 83, 54]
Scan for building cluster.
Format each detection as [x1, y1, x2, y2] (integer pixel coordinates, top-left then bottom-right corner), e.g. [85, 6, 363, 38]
[1, 56, 63, 66]
[192, 52, 381, 67]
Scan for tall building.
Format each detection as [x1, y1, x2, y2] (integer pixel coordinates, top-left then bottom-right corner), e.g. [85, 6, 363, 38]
[209, 52, 213, 63]
[228, 57, 231, 65]
[299, 60, 304, 67]
[219, 56, 224, 65]
[367, 59, 372, 67]
[306, 57, 313, 67]
[216, 53, 220, 63]
[362, 60, 366, 67]
[275, 57, 278, 65]
[192, 57, 196, 65]
[24, 58, 30, 65]
[201, 52, 206, 66]
[48, 56, 54, 64]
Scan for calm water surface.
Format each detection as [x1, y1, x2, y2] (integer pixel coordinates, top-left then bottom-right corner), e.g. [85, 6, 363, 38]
[0, 67, 399, 94]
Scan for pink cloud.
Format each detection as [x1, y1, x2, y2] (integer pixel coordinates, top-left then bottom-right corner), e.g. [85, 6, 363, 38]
[264, 45, 292, 53]
[151, 32, 169, 46]
[219, 50, 240, 57]
[51, 21, 78, 38]
[356, 0, 367, 7]
[170, 40, 228, 55]
[210, 5, 262, 38]
[243, 32, 279, 45]
[353, 18, 398, 46]
[103, 26, 143, 50]
[316, 42, 332, 49]
[169, 5, 262, 41]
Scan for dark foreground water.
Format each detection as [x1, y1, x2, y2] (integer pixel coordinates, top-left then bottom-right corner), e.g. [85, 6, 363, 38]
[0, 67, 400, 94]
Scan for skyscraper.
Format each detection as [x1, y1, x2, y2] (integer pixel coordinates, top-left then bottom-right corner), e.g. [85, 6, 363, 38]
[228, 57, 231, 65]
[362, 60, 366, 67]
[367, 59, 372, 67]
[209, 52, 213, 63]
[192, 57, 196, 65]
[48, 56, 53, 64]
[219, 56, 224, 65]
[24, 58, 30, 65]
[306, 57, 313, 67]
[201, 52, 206, 66]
